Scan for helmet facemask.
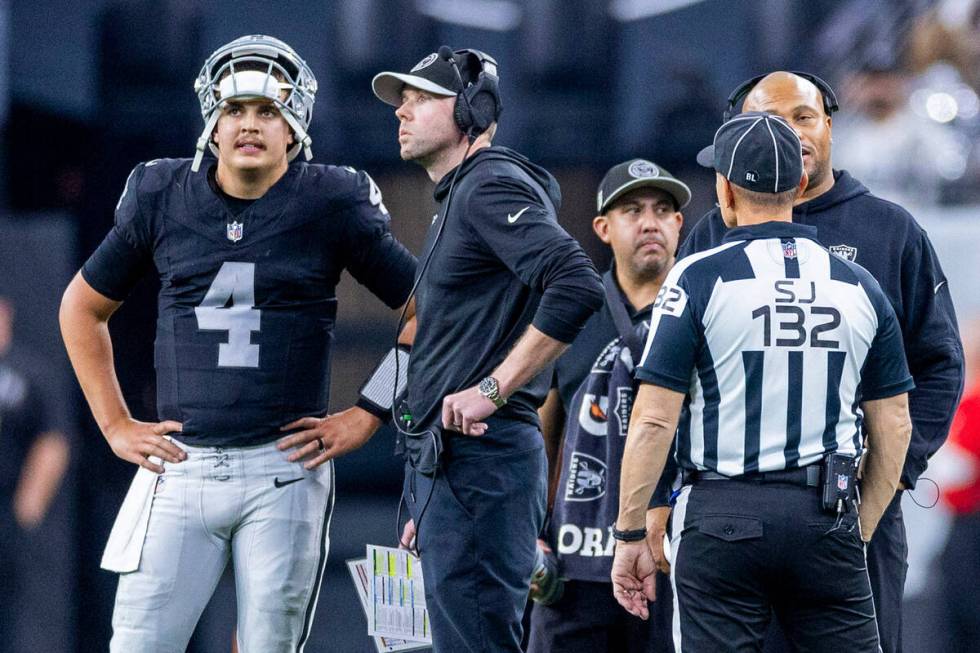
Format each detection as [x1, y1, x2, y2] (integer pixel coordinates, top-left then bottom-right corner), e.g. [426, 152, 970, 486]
[192, 35, 317, 172]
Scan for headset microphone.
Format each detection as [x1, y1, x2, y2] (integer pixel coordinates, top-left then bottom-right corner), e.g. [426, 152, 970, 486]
[440, 46, 478, 143]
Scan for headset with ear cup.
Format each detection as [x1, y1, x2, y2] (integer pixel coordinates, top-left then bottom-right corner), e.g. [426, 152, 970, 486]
[722, 71, 839, 122]
[438, 46, 503, 139]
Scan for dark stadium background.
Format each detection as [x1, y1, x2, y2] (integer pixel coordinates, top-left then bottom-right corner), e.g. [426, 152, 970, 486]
[3, 1, 980, 651]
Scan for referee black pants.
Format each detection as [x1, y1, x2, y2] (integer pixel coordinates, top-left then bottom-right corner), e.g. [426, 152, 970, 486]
[671, 479, 880, 652]
[764, 491, 906, 653]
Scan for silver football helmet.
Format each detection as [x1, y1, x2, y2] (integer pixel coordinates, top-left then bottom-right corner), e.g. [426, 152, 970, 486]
[191, 35, 318, 172]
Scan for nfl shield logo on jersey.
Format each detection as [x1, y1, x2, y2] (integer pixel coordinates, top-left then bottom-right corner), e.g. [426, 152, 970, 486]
[837, 473, 849, 491]
[829, 244, 857, 262]
[226, 221, 244, 242]
[782, 240, 797, 259]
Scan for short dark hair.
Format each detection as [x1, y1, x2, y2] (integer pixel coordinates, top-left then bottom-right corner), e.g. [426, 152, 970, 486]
[732, 184, 798, 208]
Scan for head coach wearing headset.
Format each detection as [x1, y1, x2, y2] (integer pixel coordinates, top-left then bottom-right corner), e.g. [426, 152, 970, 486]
[372, 48, 603, 651]
[676, 71, 964, 653]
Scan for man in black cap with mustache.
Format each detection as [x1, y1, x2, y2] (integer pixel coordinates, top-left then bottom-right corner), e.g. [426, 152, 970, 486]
[528, 159, 689, 653]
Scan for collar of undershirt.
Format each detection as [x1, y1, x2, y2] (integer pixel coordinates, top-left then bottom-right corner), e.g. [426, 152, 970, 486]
[723, 221, 818, 243]
[604, 263, 653, 320]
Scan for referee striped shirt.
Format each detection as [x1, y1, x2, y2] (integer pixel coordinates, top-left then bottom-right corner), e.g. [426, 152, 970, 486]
[637, 221, 914, 476]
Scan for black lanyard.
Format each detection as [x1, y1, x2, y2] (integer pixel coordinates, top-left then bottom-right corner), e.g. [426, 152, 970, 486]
[602, 272, 649, 359]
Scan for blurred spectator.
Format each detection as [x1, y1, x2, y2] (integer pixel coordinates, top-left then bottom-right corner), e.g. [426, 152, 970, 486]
[906, 0, 980, 204]
[0, 297, 70, 653]
[908, 0, 980, 93]
[812, 0, 929, 83]
[940, 318, 980, 653]
[833, 62, 966, 208]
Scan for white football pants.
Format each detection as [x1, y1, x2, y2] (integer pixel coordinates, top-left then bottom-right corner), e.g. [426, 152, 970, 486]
[109, 438, 334, 653]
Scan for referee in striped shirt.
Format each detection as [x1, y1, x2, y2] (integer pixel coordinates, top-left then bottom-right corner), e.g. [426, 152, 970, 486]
[610, 112, 914, 651]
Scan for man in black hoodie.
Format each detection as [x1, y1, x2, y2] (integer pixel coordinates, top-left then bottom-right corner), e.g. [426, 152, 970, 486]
[371, 49, 604, 652]
[679, 71, 964, 653]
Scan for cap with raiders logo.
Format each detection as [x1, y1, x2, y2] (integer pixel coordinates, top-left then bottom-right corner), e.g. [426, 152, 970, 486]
[372, 50, 483, 106]
[696, 112, 804, 193]
[597, 159, 692, 214]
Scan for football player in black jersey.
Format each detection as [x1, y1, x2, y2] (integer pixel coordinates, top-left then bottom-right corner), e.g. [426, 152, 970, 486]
[60, 35, 416, 652]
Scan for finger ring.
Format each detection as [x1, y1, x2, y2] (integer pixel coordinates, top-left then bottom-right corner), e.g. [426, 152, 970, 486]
[316, 437, 325, 452]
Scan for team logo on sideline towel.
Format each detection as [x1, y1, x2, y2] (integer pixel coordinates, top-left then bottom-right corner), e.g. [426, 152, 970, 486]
[614, 387, 633, 437]
[565, 452, 607, 502]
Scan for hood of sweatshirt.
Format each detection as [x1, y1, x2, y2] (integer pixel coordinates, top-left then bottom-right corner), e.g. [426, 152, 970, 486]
[795, 169, 869, 216]
[433, 145, 562, 210]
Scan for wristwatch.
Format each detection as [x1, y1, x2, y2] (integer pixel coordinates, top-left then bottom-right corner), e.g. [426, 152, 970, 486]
[478, 376, 506, 408]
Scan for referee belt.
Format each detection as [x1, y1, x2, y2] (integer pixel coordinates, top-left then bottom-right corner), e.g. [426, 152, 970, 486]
[685, 464, 821, 488]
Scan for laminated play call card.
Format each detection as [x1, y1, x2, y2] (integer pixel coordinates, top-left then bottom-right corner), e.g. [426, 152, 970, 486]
[346, 556, 428, 652]
[365, 544, 431, 645]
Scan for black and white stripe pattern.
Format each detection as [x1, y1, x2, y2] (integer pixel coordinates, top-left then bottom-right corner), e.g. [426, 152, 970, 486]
[638, 224, 911, 476]
[714, 113, 803, 193]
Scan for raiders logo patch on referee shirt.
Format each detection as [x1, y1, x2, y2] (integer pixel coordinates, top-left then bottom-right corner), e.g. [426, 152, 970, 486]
[829, 244, 857, 261]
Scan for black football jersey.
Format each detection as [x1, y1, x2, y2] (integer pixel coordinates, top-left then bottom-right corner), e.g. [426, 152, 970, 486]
[82, 158, 416, 446]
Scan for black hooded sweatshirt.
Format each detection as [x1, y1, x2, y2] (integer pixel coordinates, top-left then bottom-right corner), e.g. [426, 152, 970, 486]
[679, 169, 964, 488]
[407, 146, 604, 430]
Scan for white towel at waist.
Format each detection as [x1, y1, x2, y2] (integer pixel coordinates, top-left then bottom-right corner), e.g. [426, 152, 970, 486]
[100, 463, 158, 573]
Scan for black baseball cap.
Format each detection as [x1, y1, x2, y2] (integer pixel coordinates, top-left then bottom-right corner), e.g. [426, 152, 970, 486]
[597, 159, 691, 214]
[696, 112, 804, 193]
[372, 50, 483, 107]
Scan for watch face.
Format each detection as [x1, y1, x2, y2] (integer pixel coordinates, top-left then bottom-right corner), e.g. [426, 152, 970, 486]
[479, 377, 497, 396]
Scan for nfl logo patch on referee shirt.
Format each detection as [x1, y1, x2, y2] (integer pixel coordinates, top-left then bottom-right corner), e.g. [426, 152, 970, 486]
[782, 240, 797, 259]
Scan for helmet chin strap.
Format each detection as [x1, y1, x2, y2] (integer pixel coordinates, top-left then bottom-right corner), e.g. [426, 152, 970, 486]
[191, 109, 222, 173]
[278, 106, 313, 162]
[191, 99, 312, 172]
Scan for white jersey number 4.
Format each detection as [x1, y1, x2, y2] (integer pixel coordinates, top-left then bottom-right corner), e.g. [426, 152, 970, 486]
[195, 262, 261, 368]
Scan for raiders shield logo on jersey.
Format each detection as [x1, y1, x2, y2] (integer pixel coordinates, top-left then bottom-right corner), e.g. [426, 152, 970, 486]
[829, 244, 857, 261]
[226, 221, 244, 242]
